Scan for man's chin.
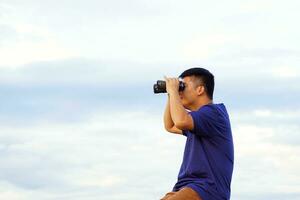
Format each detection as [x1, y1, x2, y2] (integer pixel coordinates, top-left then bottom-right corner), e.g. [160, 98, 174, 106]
[181, 101, 190, 110]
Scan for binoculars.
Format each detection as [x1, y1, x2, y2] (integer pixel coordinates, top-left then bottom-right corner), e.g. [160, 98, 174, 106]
[153, 80, 185, 94]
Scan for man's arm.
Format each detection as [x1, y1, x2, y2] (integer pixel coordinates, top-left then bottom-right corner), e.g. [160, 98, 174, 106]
[168, 92, 194, 131]
[163, 95, 183, 134]
[163, 76, 194, 131]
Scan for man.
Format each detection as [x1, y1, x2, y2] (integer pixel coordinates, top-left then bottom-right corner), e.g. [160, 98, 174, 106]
[160, 68, 234, 200]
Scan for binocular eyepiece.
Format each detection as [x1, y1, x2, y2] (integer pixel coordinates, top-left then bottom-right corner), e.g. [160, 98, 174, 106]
[153, 80, 185, 94]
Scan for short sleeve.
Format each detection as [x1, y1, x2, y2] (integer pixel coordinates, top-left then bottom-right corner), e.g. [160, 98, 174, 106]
[182, 130, 188, 137]
[189, 106, 217, 137]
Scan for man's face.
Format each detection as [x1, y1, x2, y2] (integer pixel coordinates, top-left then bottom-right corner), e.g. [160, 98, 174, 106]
[179, 76, 200, 108]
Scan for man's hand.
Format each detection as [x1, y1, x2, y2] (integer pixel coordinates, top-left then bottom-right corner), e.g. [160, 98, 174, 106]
[163, 75, 193, 132]
[164, 76, 180, 96]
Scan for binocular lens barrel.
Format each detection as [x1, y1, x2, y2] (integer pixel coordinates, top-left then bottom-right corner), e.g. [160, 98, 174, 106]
[153, 80, 185, 94]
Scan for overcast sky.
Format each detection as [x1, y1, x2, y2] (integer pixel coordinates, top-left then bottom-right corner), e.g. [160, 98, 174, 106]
[0, 0, 300, 200]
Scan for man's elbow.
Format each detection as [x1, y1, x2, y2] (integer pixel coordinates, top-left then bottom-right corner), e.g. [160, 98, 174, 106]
[164, 124, 173, 131]
[174, 121, 187, 130]
[174, 118, 193, 131]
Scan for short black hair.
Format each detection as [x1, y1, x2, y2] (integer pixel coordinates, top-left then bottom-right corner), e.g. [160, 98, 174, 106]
[179, 67, 215, 100]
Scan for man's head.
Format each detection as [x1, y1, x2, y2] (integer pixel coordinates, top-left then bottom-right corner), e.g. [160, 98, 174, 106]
[178, 67, 214, 109]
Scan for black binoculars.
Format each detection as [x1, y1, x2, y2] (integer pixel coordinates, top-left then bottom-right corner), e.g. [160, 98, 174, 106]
[153, 80, 185, 94]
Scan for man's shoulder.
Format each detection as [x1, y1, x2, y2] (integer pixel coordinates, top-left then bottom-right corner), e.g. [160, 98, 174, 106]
[189, 103, 227, 120]
[195, 103, 229, 121]
[198, 103, 224, 113]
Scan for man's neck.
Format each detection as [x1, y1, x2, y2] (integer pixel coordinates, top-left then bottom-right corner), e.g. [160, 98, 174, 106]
[190, 98, 213, 111]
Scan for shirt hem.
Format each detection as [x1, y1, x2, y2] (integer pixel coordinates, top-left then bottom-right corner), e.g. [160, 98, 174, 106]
[185, 184, 207, 200]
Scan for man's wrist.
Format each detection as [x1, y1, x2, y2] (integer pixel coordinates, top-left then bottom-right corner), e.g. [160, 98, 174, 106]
[168, 89, 178, 95]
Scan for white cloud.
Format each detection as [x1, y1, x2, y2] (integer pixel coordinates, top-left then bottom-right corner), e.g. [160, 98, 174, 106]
[0, 40, 79, 67]
[231, 122, 300, 196]
[271, 66, 300, 78]
[181, 33, 233, 60]
[0, 109, 185, 199]
[232, 108, 300, 123]
[0, 181, 32, 200]
[1, 0, 298, 66]
[0, 23, 79, 67]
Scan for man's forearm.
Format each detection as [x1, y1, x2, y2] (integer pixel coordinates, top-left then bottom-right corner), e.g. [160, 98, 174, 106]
[169, 92, 189, 126]
[163, 95, 174, 129]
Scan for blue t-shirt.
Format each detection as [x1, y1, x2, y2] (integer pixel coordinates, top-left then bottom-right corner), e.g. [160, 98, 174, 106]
[172, 103, 234, 200]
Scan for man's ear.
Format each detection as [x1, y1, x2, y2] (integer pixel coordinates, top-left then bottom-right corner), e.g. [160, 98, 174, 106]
[196, 85, 205, 96]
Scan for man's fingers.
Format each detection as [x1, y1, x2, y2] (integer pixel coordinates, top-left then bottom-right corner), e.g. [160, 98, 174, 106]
[164, 75, 169, 82]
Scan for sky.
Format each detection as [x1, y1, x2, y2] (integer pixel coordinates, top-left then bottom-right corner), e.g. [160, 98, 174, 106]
[0, 0, 300, 199]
